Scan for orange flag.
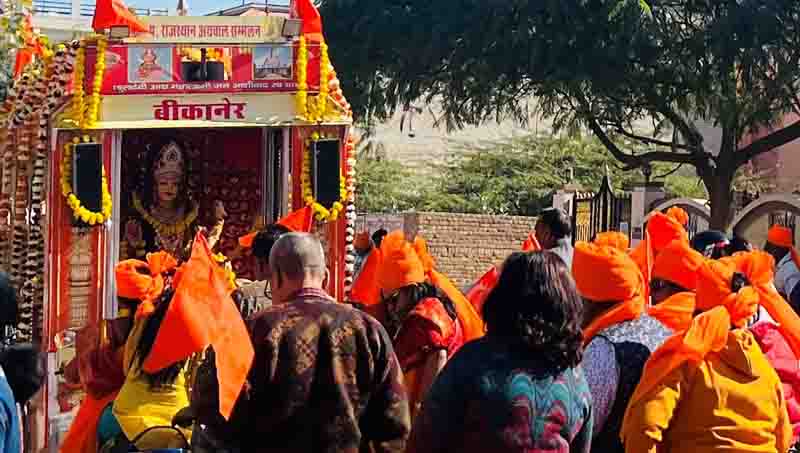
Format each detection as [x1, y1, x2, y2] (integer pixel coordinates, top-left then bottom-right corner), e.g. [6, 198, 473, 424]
[142, 233, 254, 419]
[277, 205, 313, 233]
[522, 233, 541, 251]
[295, 0, 323, 38]
[465, 266, 499, 314]
[92, 0, 148, 33]
[349, 249, 381, 307]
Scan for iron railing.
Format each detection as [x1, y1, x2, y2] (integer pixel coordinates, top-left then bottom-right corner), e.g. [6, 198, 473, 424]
[32, 0, 168, 18]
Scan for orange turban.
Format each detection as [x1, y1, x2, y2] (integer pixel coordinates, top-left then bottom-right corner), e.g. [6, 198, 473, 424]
[593, 231, 630, 251]
[652, 240, 705, 292]
[768, 225, 794, 248]
[573, 242, 646, 343]
[666, 206, 689, 226]
[376, 231, 426, 294]
[115, 251, 178, 319]
[625, 250, 800, 420]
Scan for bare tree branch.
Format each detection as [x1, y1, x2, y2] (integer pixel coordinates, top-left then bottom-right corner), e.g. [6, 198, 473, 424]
[613, 127, 692, 151]
[737, 118, 800, 165]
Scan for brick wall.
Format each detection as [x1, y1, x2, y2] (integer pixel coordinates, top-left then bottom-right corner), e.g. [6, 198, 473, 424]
[403, 212, 537, 288]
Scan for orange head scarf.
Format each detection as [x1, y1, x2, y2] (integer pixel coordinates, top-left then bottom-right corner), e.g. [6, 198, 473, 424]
[349, 248, 381, 307]
[768, 225, 794, 248]
[625, 250, 800, 418]
[376, 231, 426, 294]
[573, 242, 646, 343]
[652, 240, 705, 292]
[593, 231, 630, 251]
[666, 206, 689, 227]
[115, 251, 178, 319]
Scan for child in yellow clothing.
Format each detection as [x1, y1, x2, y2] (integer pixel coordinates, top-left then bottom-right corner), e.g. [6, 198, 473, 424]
[622, 251, 798, 453]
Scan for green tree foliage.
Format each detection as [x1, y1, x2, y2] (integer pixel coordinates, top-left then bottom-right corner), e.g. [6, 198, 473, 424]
[356, 135, 705, 215]
[321, 0, 800, 228]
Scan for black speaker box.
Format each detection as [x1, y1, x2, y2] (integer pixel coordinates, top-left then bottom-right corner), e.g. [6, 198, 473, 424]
[72, 142, 103, 225]
[312, 139, 341, 207]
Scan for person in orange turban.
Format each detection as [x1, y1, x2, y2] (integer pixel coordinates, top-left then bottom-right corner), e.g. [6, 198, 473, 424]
[649, 240, 705, 305]
[375, 231, 466, 420]
[765, 225, 800, 302]
[666, 206, 689, 226]
[572, 242, 671, 451]
[621, 251, 798, 453]
[629, 211, 690, 304]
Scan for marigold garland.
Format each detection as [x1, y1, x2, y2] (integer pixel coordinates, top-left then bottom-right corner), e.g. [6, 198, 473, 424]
[302, 132, 347, 222]
[212, 252, 237, 292]
[60, 136, 112, 226]
[72, 36, 107, 129]
[131, 192, 199, 237]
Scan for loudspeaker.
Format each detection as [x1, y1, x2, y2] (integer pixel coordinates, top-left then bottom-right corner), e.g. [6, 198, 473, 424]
[72, 142, 103, 223]
[312, 139, 341, 207]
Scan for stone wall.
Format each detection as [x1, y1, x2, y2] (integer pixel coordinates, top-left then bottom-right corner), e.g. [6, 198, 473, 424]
[403, 212, 537, 288]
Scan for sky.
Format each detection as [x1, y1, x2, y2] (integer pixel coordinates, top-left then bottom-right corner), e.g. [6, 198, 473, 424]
[130, 0, 289, 16]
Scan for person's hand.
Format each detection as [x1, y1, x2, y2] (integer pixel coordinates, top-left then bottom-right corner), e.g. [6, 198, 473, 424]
[172, 406, 195, 428]
[213, 200, 226, 222]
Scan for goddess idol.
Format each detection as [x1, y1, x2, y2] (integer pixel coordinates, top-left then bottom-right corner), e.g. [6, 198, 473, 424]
[120, 140, 225, 260]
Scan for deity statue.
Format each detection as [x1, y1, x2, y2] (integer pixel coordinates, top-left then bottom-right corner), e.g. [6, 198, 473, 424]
[120, 140, 225, 261]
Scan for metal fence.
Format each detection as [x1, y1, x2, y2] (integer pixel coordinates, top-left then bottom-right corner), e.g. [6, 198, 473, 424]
[32, 0, 168, 17]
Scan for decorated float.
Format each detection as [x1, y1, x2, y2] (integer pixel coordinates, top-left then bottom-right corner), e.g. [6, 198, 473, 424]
[0, 0, 358, 449]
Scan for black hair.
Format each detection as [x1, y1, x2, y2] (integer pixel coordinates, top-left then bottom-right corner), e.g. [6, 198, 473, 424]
[372, 229, 388, 249]
[0, 273, 17, 328]
[482, 251, 584, 373]
[538, 208, 572, 240]
[131, 286, 188, 389]
[727, 236, 753, 255]
[0, 343, 44, 403]
[251, 224, 292, 263]
[690, 230, 730, 259]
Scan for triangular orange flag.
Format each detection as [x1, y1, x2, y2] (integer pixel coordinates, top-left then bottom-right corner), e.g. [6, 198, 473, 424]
[92, 0, 148, 33]
[349, 249, 381, 307]
[294, 0, 323, 40]
[143, 233, 254, 419]
[522, 233, 541, 251]
[238, 207, 313, 248]
[465, 266, 499, 314]
[277, 206, 313, 233]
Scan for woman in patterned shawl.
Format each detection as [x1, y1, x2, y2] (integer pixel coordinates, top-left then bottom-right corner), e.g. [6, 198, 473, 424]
[406, 251, 593, 453]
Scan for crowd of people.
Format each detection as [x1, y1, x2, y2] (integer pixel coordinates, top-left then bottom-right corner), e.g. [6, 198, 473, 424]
[51, 205, 800, 453]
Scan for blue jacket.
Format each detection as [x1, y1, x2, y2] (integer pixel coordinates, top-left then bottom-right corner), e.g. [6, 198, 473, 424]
[0, 367, 20, 453]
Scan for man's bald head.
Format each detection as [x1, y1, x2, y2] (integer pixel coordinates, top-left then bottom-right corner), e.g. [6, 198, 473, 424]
[269, 233, 327, 283]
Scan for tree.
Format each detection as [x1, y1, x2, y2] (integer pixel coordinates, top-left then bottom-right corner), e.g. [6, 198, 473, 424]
[321, 0, 800, 229]
[356, 135, 705, 215]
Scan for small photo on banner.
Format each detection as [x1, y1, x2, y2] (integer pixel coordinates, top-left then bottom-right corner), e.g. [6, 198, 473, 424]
[128, 46, 173, 83]
[252, 45, 293, 80]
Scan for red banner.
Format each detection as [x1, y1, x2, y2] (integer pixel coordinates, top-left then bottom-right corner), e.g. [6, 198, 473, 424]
[84, 43, 320, 96]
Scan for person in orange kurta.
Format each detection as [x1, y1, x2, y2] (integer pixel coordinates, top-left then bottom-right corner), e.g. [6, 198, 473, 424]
[621, 251, 800, 453]
[375, 231, 466, 420]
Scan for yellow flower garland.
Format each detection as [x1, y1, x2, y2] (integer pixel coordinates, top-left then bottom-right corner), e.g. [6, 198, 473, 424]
[212, 252, 238, 292]
[302, 132, 347, 222]
[295, 38, 336, 122]
[131, 192, 199, 237]
[60, 136, 112, 226]
[72, 36, 107, 129]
